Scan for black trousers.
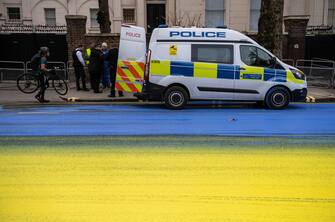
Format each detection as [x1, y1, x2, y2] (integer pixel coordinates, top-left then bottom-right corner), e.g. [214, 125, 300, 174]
[74, 65, 87, 89]
[36, 74, 46, 100]
[110, 68, 123, 96]
[90, 71, 102, 92]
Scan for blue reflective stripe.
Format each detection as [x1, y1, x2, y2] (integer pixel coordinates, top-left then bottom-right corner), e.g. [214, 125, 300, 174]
[171, 61, 194, 77]
[234, 66, 240, 80]
[264, 68, 287, 82]
[264, 68, 275, 81]
[217, 64, 235, 79]
[275, 69, 287, 82]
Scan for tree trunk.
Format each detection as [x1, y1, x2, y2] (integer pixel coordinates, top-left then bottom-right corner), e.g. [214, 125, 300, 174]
[257, 0, 284, 58]
[97, 0, 111, 33]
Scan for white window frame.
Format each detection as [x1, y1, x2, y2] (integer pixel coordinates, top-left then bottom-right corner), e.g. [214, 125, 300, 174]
[90, 8, 99, 28]
[122, 7, 136, 24]
[205, 0, 226, 28]
[249, 0, 261, 32]
[44, 8, 56, 26]
[6, 7, 21, 22]
[328, 0, 335, 28]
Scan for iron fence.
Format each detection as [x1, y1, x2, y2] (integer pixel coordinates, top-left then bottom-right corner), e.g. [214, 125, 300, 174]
[0, 61, 25, 82]
[296, 59, 335, 88]
[26, 61, 68, 80]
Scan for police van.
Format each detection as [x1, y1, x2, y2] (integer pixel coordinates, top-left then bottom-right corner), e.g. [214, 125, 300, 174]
[116, 25, 307, 109]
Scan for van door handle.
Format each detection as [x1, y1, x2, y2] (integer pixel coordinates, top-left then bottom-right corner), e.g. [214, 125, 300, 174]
[121, 66, 129, 69]
[239, 67, 246, 71]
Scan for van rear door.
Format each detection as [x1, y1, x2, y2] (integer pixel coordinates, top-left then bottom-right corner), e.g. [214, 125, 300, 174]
[116, 25, 146, 93]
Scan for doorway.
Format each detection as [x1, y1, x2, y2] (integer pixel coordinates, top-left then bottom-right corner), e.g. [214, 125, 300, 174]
[146, 4, 166, 33]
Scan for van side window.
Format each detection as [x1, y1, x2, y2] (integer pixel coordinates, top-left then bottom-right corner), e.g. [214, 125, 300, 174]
[240, 45, 274, 68]
[191, 44, 234, 64]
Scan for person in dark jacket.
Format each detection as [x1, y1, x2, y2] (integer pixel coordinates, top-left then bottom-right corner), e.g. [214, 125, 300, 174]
[72, 45, 89, 91]
[108, 47, 123, 97]
[34, 47, 50, 103]
[88, 44, 103, 93]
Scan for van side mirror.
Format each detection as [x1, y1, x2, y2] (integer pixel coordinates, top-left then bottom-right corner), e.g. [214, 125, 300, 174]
[270, 57, 277, 68]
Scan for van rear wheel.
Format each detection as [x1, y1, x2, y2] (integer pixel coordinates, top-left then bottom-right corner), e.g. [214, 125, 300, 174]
[164, 86, 188, 109]
[265, 86, 290, 109]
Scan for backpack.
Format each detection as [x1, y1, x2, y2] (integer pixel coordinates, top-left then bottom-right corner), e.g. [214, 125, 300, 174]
[30, 53, 41, 72]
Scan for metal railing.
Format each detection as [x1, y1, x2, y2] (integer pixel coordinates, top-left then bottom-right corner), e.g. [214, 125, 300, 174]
[296, 59, 335, 88]
[26, 61, 68, 80]
[282, 59, 295, 66]
[0, 61, 25, 82]
[1, 59, 334, 88]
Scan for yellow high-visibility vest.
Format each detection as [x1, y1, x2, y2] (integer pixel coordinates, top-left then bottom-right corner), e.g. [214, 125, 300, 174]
[85, 48, 91, 65]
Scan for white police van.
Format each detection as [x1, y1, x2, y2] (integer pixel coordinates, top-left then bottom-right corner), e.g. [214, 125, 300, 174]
[116, 25, 307, 109]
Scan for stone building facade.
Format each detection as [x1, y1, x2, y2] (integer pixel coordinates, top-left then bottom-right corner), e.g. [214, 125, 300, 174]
[1, 0, 334, 34]
[0, 0, 334, 61]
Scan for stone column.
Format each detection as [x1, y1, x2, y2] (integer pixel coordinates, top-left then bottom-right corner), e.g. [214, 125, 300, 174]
[136, 0, 145, 27]
[65, 15, 87, 64]
[22, 0, 33, 25]
[284, 16, 310, 61]
[113, 0, 122, 33]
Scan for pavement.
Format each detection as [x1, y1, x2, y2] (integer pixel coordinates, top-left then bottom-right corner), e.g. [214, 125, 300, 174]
[1, 81, 335, 105]
[1, 103, 335, 136]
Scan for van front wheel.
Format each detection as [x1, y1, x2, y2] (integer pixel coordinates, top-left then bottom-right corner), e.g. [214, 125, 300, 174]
[164, 86, 188, 109]
[265, 87, 290, 109]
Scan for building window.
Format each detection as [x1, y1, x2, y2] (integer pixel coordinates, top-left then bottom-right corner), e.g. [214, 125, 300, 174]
[123, 8, 136, 24]
[250, 0, 261, 32]
[7, 7, 21, 21]
[328, 0, 335, 27]
[205, 0, 225, 27]
[90, 9, 99, 27]
[45, 8, 56, 26]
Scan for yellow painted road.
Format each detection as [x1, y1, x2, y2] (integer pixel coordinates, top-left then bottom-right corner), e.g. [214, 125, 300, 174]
[0, 137, 335, 222]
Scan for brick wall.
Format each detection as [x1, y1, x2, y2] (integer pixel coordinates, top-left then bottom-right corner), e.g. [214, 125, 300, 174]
[65, 15, 121, 80]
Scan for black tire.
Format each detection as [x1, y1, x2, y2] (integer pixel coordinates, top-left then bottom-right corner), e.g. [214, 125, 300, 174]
[255, 101, 265, 108]
[265, 86, 290, 109]
[16, 73, 39, 94]
[164, 86, 189, 110]
[52, 78, 68, 95]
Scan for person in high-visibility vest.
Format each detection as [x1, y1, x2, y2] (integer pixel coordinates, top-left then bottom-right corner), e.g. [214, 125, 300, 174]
[84, 42, 94, 65]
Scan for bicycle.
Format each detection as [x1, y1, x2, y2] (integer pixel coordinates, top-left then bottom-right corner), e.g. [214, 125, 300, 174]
[17, 67, 68, 96]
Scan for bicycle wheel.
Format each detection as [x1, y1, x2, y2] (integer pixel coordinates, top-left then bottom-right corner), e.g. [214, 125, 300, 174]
[52, 78, 68, 95]
[16, 73, 39, 94]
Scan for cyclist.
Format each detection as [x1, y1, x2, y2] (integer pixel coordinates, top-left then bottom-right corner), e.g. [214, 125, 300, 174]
[33, 47, 50, 103]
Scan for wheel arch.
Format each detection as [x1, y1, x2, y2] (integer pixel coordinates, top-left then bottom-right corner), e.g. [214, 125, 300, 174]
[265, 84, 292, 100]
[164, 83, 191, 99]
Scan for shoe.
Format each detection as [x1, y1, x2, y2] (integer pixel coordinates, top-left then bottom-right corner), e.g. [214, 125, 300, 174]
[94, 90, 102, 93]
[119, 93, 124, 97]
[35, 95, 42, 102]
[108, 94, 115, 98]
[41, 99, 50, 103]
[77, 88, 81, 91]
[82, 88, 90, 91]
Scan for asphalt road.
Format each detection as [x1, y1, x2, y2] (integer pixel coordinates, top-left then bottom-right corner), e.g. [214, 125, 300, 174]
[1, 103, 335, 136]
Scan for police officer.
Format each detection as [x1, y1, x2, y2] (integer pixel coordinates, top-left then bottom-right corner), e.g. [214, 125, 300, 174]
[88, 43, 103, 93]
[108, 47, 123, 97]
[72, 45, 89, 91]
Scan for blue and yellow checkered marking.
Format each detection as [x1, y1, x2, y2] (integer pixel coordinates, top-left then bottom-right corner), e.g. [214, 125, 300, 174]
[150, 60, 299, 83]
[217, 64, 236, 79]
[171, 61, 194, 77]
